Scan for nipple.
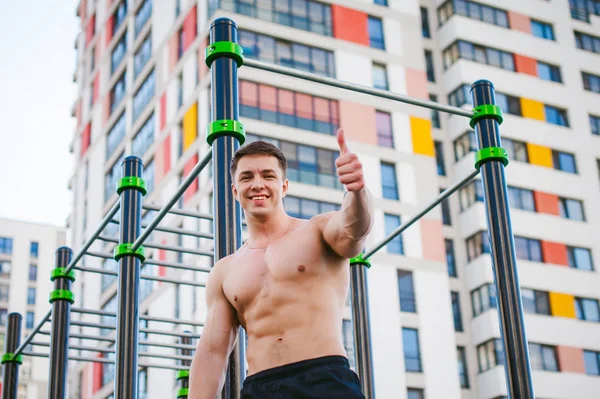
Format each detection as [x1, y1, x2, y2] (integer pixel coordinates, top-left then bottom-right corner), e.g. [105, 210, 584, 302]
[234, 295, 238, 302]
[298, 265, 306, 272]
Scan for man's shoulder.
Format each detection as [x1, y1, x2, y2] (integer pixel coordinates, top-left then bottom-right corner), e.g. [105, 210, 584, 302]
[308, 211, 337, 229]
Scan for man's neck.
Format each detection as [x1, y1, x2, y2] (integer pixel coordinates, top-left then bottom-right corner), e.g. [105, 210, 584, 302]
[245, 209, 291, 248]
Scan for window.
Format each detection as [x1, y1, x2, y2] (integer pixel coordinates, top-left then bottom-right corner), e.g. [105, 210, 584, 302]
[102, 346, 116, 387]
[507, 186, 535, 212]
[376, 111, 394, 148]
[342, 320, 356, 370]
[177, 72, 183, 109]
[30, 242, 39, 258]
[503, 138, 529, 163]
[537, 62, 562, 83]
[514, 236, 542, 262]
[434, 141, 446, 176]
[545, 105, 569, 127]
[575, 297, 600, 322]
[457, 346, 470, 388]
[471, 283, 497, 317]
[529, 343, 559, 371]
[0, 261, 11, 277]
[29, 265, 37, 281]
[0, 309, 7, 326]
[575, 31, 600, 54]
[27, 288, 36, 305]
[398, 271, 416, 312]
[584, 350, 600, 375]
[374, 0, 388, 5]
[240, 30, 335, 77]
[113, 1, 128, 35]
[445, 240, 457, 278]
[569, 0, 600, 21]
[106, 112, 126, 160]
[145, 159, 155, 195]
[437, 0, 509, 28]
[110, 71, 127, 114]
[440, 189, 452, 226]
[477, 339, 504, 372]
[496, 93, 522, 116]
[443, 40, 514, 71]
[385, 214, 403, 254]
[466, 231, 490, 261]
[0, 237, 13, 255]
[558, 197, 585, 221]
[521, 289, 550, 315]
[454, 131, 476, 161]
[568, 246, 594, 270]
[368, 16, 385, 50]
[0, 285, 9, 302]
[402, 328, 422, 372]
[111, 31, 127, 73]
[132, 113, 155, 158]
[430, 94, 441, 128]
[425, 50, 435, 82]
[101, 295, 118, 337]
[421, 7, 431, 38]
[134, 0, 152, 37]
[26, 312, 34, 329]
[134, 33, 152, 78]
[133, 69, 156, 121]
[105, 153, 125, 201]
[552, 150, 577, 173]
[101, 259, 118, 292]
[451, 292, 463, 331]
[583, 72, 600, 93]
[284, 196, 339, 219]
[590, 115, 600, 135]
[447, 84, 470, 108]
[139, 367, 148, 399]
[175, 0, 181, 17]
[372, 63, 388, 90]
[240, 80, 339, 135]
[380, 162, 399, 200]
[531, 20, 554, 40]
[407, 389, 424, 399]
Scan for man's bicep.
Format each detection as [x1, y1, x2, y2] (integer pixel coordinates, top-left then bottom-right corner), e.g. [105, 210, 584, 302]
[318, 211, 345, 253]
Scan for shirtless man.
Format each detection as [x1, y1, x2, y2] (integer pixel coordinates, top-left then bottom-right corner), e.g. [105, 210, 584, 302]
[189, 129, 374, 398]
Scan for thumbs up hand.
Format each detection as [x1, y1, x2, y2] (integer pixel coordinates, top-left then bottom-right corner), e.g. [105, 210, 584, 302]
[335, 128, 365, 192]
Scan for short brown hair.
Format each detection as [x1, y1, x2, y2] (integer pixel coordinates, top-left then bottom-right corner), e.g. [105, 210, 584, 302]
[230, 140, 287, 180]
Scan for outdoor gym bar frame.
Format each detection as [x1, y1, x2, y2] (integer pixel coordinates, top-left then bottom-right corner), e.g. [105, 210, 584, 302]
[1, 15, 534, 399]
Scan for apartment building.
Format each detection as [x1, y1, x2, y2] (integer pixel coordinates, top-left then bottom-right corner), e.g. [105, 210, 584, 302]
[67, 0, 600, 398]
[0, 218, 67, 398]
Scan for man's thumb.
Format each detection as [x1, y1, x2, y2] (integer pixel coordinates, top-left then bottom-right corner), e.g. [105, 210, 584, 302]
[337, 129, 348, 154]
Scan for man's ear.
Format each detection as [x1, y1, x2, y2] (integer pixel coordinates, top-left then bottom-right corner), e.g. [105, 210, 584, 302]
[231, 183, 239, 201]
[282, 178, 289, 198]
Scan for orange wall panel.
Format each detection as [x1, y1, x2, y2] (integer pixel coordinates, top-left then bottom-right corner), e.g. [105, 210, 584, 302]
[92, 73, 100, 105]
[514, 54, 537, 76]
[338, 101, 377, 145]
[541, 241, 569, 266]
[507, 11, 531, 33]
[183, 154, 199, 202]
[169, 33, 179, 73]
[86, 14, 95, 47]
[557, 346, 585, 373]
[533, 191, 559, 215]
[106, 15, 114, 46]
[405, 68, 429, 100]
[160, 93, 167, 131]
[331, 5, 369, 46]
[420, 219, 446, 262]
[81, 123, 91, 156]
[92, 357, 102, 392]
[183, 5, 197, 52]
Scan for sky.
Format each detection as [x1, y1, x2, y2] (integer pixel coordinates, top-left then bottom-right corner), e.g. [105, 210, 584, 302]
[0, 0, 79, 227]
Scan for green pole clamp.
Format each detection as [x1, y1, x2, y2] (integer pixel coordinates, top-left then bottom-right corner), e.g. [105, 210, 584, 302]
[1, 353, 23, 365]
[350, 253, 372, 268]
[475, 147, 509, 170]
[176, 370, 190, 380]
[205, 41, 244, 68]
[49, 289, 74, 304]
[50, 267, 76, 282]
[114, 243, 146, 263]
[470, 104, 504, 128]
[177, 388, 189, 398]
[206, 119, 246, 146]
[116, 176, 147, 196]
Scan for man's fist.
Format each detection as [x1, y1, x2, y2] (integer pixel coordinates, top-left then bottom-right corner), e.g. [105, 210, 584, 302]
[335, 128, 365, 192]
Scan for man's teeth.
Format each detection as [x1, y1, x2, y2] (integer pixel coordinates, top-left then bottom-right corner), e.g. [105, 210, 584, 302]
[252, 196, 266, 200]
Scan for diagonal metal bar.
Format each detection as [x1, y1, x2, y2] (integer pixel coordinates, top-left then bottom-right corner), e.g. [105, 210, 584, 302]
[13, 308, 51, 356]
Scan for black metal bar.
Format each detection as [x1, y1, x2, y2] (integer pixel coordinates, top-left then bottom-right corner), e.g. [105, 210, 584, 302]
[142, 204, 213, 220]
[71, 308, 204, 327]
[109, 220, 214, 239]
[48, 247, 74, 399]
[99, 235, 214, 257]
[178, 332, 194, 399]
[114, 156, 144, 399]
[2, 313, 22, 399]
[210, 17, 245, 399]
[470, 80, 535, 399]
[13, 311, 51, 356]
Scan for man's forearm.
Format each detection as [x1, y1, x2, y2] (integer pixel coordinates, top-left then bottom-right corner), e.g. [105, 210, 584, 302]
[189, 350, 228, 399]
[341, 188, 374, 241]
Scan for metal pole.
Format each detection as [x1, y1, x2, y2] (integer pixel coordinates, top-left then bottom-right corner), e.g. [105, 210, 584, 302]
[1, 313, 22, 399]
[113, 156, 145, 399]
[470, 80, 535, 399]
[349, 259, 375, 398]
[47, 247, 75, 399]
[177, 332, 194, 398]
[209, 17, 245, 399]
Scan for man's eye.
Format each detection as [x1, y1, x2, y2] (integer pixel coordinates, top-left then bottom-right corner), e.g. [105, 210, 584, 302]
[265, 175, 275, 179]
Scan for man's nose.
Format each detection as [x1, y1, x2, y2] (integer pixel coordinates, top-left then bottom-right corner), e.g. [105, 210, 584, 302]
[250, 177, 265, 189]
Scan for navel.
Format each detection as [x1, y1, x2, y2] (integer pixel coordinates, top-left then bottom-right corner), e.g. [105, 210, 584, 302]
[298, 265, 306, 272]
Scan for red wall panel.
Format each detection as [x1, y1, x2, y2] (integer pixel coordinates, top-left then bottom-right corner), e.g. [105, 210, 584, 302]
[183, 5, 198, 52]
[331, 5, 369, 46]
[514, 54, 538, 76]
[86, 14, 96, 47]
[160, 93, 167, 131]
[541, 241, 569, 266]
[183, 154, 199, 202]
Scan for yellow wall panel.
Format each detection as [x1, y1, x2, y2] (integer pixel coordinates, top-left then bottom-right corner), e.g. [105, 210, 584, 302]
[410, 117, 434, 156]
[527, 143, 553, 167]
[520, 98, 545, 121]
[549, 292, 575, 318]
[183, 103, 198, 151]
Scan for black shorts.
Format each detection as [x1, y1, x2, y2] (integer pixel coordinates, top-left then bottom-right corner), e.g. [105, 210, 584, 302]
[241, 355, 365, 399]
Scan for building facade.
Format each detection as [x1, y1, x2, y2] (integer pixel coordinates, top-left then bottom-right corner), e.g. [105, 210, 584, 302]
[67, 0, 600, 398]
[0, 218, 67, 398]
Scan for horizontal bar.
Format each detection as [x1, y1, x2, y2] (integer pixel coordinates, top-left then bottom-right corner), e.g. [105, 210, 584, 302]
[84, 252, 212, 274]
[71, 320, 115, 330]
[142, 204, 213, 220]
[139, 362, 189, 371]
[71, 308, 204, 327]
[139, 352, 194, 362]
[30, 341, 114, 354]
[98, 235, 214, 257]
[47, 330, 195, 351]
[73, 266, 207, 287]
[139, 340, 196, 351]
[244, 58, 474, 118]
[364, 169, 479, 258]
[140, 328, 201, 339]
[37, 330, 116, 343]
[110, 219, 214, 240]
[22, 351, 115, 364]
[14, 309, 51, 356]
[134, 150, 213, 251]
